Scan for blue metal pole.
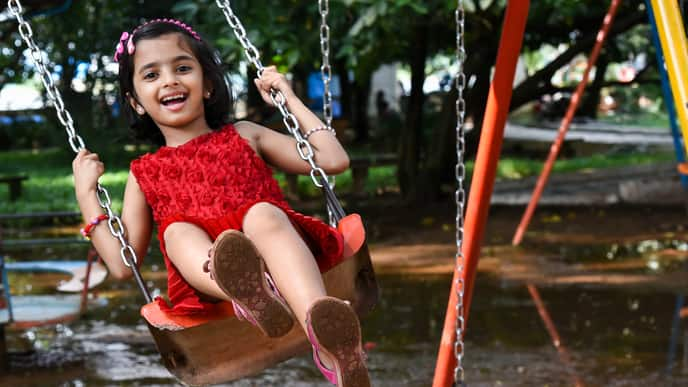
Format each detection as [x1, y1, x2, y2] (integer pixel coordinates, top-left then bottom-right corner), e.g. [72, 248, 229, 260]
[646, 0, 688, 187]
[666, 294, 685, 374]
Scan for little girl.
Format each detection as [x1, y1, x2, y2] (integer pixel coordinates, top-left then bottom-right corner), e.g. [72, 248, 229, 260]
[72, 19, 370, 387]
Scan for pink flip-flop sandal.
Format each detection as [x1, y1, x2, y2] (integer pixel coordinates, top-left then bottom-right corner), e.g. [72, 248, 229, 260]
[306, 297, 371, 386]
[207, 229, 294, 338]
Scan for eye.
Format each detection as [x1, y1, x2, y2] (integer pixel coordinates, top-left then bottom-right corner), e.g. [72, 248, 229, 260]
[143, 71, 158, 80]
[177, 64, 192, 72]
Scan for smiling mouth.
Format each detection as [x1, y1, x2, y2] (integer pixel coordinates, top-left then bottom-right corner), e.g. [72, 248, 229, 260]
[160, 93, 188, 106]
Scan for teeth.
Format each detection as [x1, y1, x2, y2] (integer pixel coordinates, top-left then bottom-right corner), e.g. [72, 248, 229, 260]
[162, 94, 185, 103]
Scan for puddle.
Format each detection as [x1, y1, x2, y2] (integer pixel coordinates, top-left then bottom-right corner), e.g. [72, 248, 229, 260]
[0, 221, 687, 386]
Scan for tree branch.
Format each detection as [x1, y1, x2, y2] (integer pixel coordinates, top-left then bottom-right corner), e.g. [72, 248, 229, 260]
[511, 9, 647, 110]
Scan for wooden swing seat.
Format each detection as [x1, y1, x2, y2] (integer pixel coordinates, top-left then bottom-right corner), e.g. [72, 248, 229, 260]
[141, 213, 379, 386]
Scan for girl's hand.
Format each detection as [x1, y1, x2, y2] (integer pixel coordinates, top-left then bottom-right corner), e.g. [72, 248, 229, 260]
[72, 149, 105, 199]
[254, 66, 296, 107]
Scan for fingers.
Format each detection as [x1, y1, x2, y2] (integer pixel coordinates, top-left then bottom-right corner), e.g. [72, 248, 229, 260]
[74, 149, 88, 162]
[253, 78, 273, 106]
[84, 153, 101, 162]
[73, 148, 104, 173]
[255, 67, 286, 91]
[74, 149, 101, 162]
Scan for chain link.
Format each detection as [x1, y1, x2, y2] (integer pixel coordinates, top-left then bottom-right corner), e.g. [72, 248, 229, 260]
[215, 0, 331, 189]
[318, 0, 334, 132]
[8, 0, 137, 269]
[454, 0, 467, 385]
[318, 0, 337, 225]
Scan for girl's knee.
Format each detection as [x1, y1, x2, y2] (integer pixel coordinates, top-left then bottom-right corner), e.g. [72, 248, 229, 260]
[243, 202, 289, 234]
[164, 221, 204, 244]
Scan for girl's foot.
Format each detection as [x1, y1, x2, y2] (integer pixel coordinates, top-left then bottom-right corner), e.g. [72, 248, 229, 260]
[306, 297, 371, 387]
[207, 229, 294, 338]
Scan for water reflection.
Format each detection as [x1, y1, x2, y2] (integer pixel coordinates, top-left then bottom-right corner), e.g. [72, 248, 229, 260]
[0, 241, 687, 385]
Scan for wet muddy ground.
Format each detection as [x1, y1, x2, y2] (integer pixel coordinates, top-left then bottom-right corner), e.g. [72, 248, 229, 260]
[1, 200, 687, 386]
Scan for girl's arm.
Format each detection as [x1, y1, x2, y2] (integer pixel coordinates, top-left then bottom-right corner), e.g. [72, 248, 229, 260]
[73, 150, 153, 280]
[246, 66, 350, 175]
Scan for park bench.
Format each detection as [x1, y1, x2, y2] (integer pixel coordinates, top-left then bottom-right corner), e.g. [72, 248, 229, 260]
[0, 175, 28, 201]
[285, 153, 397, 197]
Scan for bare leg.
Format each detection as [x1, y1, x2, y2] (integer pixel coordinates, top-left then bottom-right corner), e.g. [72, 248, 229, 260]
[242, 202, 327, 331]
[242, 203, 342, 371]
[163, 222, 230, 302]
[164, 206, 344, 370]
[163, 209, 329, 330]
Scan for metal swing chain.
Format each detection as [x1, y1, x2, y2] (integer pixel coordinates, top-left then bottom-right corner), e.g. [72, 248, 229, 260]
[215, 0, 330, 191]
[7, 0, 140, 274]
[454, 0, 467, 385]
[319, 0, 334, 132]
[318, 0, 338, 226]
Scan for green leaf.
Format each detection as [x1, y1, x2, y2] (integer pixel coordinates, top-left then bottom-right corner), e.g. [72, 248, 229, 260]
[171, 1, 199, 15]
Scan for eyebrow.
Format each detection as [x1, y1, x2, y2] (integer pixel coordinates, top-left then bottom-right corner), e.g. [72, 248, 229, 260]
[138, 55, 196, 74]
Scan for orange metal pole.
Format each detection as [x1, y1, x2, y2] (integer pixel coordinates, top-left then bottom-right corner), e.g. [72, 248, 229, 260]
[508, 3, 622, 385]
[432, 2, 530, 386]
[512, 0, 622, 246]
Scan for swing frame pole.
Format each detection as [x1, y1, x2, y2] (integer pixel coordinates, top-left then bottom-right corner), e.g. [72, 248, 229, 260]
[432, 2, 529, 385]
[649, 0, 688, 159]
[645, 0, 688, 187]
[512, 0, 622, 246]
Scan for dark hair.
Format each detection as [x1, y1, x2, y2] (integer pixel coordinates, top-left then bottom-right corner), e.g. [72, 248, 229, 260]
[117, 20, 232, 146]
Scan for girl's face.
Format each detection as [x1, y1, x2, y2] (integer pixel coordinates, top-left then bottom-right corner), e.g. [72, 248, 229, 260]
[129, 33, 210, 133]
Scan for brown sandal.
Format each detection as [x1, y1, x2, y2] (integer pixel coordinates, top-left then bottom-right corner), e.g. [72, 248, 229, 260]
[208, 230, 294, 338]
[306, 297, 371, 386]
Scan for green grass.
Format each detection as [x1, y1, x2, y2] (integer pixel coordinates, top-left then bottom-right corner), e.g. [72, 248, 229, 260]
[493, 152, 675, 179]
[509, 105, 671, 130]
[0, 147, 676, 215]
[595, 111, 670, 129]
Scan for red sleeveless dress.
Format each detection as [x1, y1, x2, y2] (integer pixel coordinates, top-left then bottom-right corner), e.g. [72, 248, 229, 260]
[130, 124, 343, 315]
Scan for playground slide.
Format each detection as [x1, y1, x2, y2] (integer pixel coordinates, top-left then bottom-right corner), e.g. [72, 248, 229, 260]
[5, 260, 108, 292]
[0, 258, 107, 328]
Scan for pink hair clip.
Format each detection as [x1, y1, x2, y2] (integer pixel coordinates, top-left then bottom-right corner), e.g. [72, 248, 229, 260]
[126, 35, 135, 55]
[113, 19, 202, 63]
[113, 31, 129, 62]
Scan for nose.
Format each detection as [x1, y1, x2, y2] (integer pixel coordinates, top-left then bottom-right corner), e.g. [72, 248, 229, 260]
[161, 69, 179, 87]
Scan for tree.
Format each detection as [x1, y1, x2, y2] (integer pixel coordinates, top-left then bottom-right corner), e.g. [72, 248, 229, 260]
[342, 0, 650, 201]
[0, 1, 654, 203]
[1, 0, 184, 149]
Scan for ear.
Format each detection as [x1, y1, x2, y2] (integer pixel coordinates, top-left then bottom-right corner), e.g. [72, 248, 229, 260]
[203, 81, 213, 99]
[127, 92, 146, 115]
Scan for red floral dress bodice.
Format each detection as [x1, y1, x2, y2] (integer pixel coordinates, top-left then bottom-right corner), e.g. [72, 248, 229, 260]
[131, 124, 287, 224]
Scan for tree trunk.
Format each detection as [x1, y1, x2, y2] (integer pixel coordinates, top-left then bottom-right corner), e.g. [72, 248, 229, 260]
[58, 60, 96, 148]
[578, 56, 609, 119]
[418, 49, 494, 199]
[510, 11, 646, 112]
[418, 87, 458, 201]
[351, 75, 371, 143]
[398, 21, 428, 201]
[336, 58, 352, 121]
